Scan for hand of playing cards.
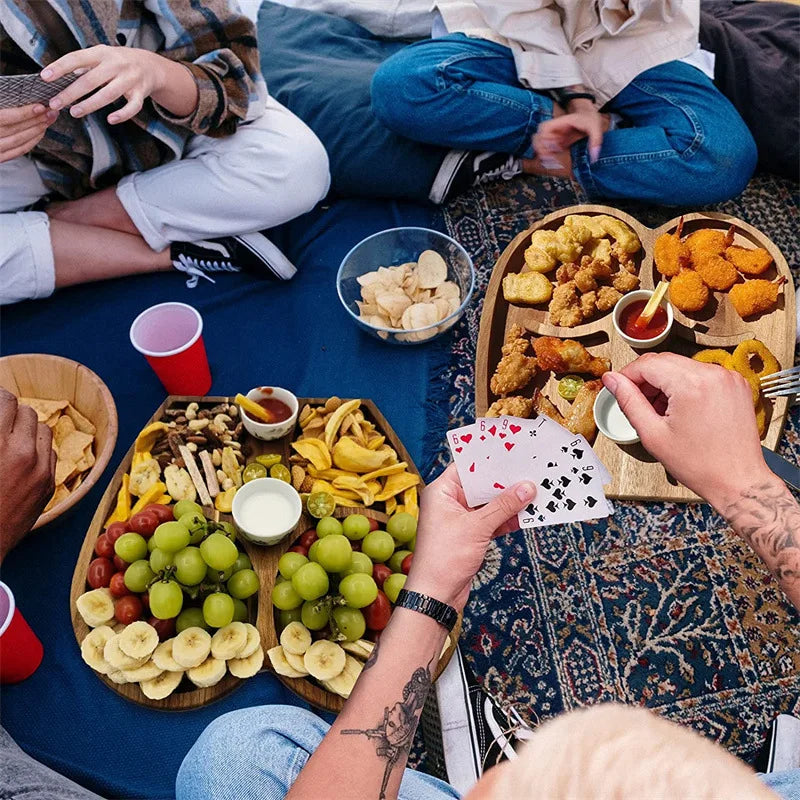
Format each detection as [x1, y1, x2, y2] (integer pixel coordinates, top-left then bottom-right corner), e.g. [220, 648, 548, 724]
[447, 415, 614, 529]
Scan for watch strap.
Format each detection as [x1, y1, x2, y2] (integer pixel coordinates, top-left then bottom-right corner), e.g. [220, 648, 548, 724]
[549, 88, 596, 107]
[394, 589, 458, 632]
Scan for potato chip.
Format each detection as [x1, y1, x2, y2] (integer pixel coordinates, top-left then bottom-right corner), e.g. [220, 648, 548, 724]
[433, 297, 451, 321]
[402, 302, 439, 330]
[356, 272, 382, 287]
[361, 283, 379, 305]
[375, 289, 412, 321]
[19, 397, 68, 423]
[64, 403, 96, 435]
[53, 415, 76, 447]
[376, 266, 403, 286]
[435, 281, 460, 300]
[356, 301, 381, 317]
[417, 250, 448, 289]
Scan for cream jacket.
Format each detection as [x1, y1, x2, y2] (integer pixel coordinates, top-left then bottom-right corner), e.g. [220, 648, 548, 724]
[434, 0, 700, 104]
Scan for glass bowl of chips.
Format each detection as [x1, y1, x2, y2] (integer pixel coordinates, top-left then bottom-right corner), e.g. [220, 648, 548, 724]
[337, 227, 474, 344]
[0, 354, 118, 529]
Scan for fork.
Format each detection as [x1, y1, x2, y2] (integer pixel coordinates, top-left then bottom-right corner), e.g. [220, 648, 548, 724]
[761, 365, 800, 399]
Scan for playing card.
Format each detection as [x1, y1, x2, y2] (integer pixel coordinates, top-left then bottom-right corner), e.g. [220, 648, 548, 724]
[446, 423, 505, 507]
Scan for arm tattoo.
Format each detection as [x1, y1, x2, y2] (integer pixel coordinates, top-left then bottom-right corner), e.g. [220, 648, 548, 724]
[341, 657, 434, 800]
[724, 481, 800, 597]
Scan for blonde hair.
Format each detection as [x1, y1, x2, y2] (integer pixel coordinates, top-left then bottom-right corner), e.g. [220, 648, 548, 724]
[492, 704, 777, 800]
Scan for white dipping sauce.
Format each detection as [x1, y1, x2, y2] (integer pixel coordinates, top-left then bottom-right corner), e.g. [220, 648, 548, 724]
[594, 387, 640, 443]
[237, 492, 297, 538]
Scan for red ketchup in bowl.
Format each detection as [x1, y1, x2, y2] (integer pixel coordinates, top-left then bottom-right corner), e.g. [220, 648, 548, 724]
[619, 299, 668, 340]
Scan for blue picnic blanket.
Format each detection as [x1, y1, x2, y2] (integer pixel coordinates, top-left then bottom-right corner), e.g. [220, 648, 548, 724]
[0, 197, 448, 799]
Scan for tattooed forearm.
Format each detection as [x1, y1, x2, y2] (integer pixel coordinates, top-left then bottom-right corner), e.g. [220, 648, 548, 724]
[341, 658, 434, 799]
[722, 480, 800, 610]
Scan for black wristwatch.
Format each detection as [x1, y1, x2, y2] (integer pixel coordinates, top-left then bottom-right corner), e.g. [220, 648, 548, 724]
[548, 88, 596, 108]
[394, 589, 458, 632]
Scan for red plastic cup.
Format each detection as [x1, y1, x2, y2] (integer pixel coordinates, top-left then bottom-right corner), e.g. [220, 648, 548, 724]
[0, 581, 43, 684]
[130, 302, 212, 395]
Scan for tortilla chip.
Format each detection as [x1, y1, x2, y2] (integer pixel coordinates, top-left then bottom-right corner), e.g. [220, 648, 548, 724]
[53, 416, 76, 447]
[55, 458, 78, 487]
[67, 473, 84, 493]
[59, 430, 94, 462]
[44, 412, 62, 428]
[64, 403, 96, 435]
[19, 397, 68, 423]
[44, 484, 71, 512]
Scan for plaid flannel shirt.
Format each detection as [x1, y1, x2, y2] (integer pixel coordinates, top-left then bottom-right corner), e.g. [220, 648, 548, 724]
[1, 0, 268, 198]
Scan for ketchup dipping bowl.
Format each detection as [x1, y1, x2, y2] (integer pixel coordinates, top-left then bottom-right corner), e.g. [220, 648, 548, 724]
[232, 478, 303, 546]
[613, 289, 673, 350]
[238, 387, 298, 441]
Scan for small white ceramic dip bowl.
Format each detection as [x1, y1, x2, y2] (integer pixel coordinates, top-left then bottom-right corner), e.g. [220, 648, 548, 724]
[232, 478, 302, 546]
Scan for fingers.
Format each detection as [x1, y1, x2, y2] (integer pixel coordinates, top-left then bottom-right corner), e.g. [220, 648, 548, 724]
[69, 79, 125, 118]
[0, 129, 48, 163]
[0, 103, 47, 126]
[35, 422, 56, 486]
[50, 65, 112, 112]
[107, 91, 144, 124]
[0, 119, 51, 153]
[618, 352, 693, 396]
[478, 482, 536, 533]
[12, 402, 39, 439]
[0, 389, 18, 433]
[601, 372, 665, 439]
[587, 118, 604, 163]
[0, 106, 54, 137]
[41, 47, 102, 83]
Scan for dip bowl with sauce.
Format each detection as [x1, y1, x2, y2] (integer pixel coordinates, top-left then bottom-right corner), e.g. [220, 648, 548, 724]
[593, 387, 641, 445]
[612, 289, 673, 350]
[232, 478, 303, 546]
[239, 387, 298, 441]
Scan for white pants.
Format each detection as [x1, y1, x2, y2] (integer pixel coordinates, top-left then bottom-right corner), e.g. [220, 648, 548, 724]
[0, 96, 330, 305]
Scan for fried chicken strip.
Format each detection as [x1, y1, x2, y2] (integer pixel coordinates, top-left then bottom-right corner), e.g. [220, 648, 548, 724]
[533, 391, 564, 425]
[532, 337, 611, 377]
[486, 396, 534, 419]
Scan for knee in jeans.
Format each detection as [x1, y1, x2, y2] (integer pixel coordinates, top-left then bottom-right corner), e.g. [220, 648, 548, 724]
[371, 52, 436, 132]
[683, 126, 758, 203]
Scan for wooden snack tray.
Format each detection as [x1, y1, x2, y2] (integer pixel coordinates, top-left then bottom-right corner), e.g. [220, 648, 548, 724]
[71, 395, 460, 712]
[476, 205, 795, 502]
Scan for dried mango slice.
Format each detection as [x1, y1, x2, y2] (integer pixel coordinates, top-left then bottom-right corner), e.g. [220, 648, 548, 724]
[291, 439, 332, 472]
[332, 438, 391, 473]
[323, 400, 361, 450]
[134, 422, 168, 454]
[374, 471, 420, 502]
[361, 462, 409, 483]
[130, 481, 167, 516]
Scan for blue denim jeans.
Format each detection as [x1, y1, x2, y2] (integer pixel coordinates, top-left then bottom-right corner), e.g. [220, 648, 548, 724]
[371, 35, 757, 205]
[175, 705, 459, 800]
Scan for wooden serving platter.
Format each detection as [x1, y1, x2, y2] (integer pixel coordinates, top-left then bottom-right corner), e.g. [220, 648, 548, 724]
[476, 205, 795, 502]
[71, 396, 459, 712]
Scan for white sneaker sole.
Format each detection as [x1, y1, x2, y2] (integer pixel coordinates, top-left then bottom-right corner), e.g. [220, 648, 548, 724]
[235, 232, 297, 280]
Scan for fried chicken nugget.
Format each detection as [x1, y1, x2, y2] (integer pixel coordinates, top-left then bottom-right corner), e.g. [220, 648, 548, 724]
[533, 337, 611, 377]
[556, 262, 580, 284]
[729, 277, 785, 319]
[574, 267, 598, 294]
[524, 228, 584, 273]
[694, 254, 738, 291]
[684, 226, 734, 268]
[502, 271, 553, 305]
[596, 285, 624, 313]
[611, 270, 640, 293]
[579, 256, 614, 281]
[725, 245, 773, 276]
[549, 281, 584, 327]
[669, 270, 709, 313]
[654, 217, 690, 277]
[580, 291, 597, 319]
[486, 396, 534, 419]
[490, 325, 537, 396]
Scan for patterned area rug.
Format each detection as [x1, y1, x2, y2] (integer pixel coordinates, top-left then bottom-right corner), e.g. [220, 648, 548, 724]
[423, 172, 800, 764]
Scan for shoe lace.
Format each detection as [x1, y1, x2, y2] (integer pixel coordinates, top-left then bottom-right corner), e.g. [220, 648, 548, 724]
[481, 701, 539, 770]
[474, 154, 520, 185]
[172, 253, 239, 289]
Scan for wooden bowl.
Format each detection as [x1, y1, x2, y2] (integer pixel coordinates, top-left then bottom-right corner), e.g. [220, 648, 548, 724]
[0, 354, 118, 528]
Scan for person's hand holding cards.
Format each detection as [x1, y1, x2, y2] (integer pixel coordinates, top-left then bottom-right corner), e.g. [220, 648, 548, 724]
[0, 103, 58, 163]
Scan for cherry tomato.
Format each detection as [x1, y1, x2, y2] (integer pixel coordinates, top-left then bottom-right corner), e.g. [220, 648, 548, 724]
[87, 557, 114, 589]
[114, 595, 143, 625]
[141, 592, 150, 612]
[289, 545, 309, 557]
[144, 503, 173, 524]
[401, 554, 413, 575]
[94, 533, 114, 559]
[298, 529, 318, 550]
[364, 590, 391, 631]
[128, 511, 159, 538]
[105, 522, 128, 544]
[372, 564, 392, 590]
[368, 518, 380, 532]
[148, 616, 176, 641]
[113, 555, 128, 572]
[109, 572, 131, 598]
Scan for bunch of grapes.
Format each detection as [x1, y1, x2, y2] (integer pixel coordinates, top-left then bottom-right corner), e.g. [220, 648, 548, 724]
[86, 499, 259, 640]
[273, 511, 416, 643]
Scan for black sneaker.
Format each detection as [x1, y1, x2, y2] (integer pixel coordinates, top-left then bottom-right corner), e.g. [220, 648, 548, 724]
[429, 150, 523, 204]
[171, 232, 297, 288]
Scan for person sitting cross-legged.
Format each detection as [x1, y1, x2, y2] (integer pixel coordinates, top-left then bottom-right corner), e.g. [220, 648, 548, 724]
[0, 0, 330, 305]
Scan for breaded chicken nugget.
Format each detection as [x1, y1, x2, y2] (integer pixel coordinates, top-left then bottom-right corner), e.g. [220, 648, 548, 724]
[549, 282, 584, 327]
[669, 270, 709, 312]
[574, 267, 598, 294]
[725, 245, 773, 276]
[685, 226, 734, 268]
[596, 285, 624, 313]
[611, 270, 640, 293]
[486, 396, 534, 419]
[556, 262, 580, 284]
[729, 277, 786, 319]
[654, 217, 690, 277]
[694, 254, 738, 291]
[580, 290, 597, 319]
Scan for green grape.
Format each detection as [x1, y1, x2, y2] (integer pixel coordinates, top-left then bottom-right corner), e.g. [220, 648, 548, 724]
[332, 606, 365, 641]
[342, 514, 370, 541]
[388, 550, 412, 574]
[203, 592, 235, 628]
[233, 553, 252, 573]
[384, 573, 407, 603]
[387, 512, 417, 544]
[232, 598, 249, 622]
[361, 530, 394, 562]
[149, 548, 174, 573]
[277, 607, 302, 629]
[124, 560, 155, 593]
[173, 499, 203, 520]
[291, 562, 329, 601]
[217, 521, 237, 540]
[178, 512, 206, 545]
[147, 536, 157, 553]
[176, 607, 208, 633]
[316, 516, 343, 538]
[315, 534, 352, 573]
[341, 552, 373, 577]
[153, 521, 191, 553]
[227, 569, 260, 600]
[408, 536, 416, 553]
[308, 540, 321, 562]
[301, 600, 330, 631]
[115, 532, 147, 563]
[339, 573, 378, 608]
[206, 563, 234, 584]
[275, 574, 287, 584]
[149, 580, 183, 619]
[278, 552, 308, 579]
[173, 546, 207, 586]
[272, 580, 303, 610]
[200, 532, 238, 570]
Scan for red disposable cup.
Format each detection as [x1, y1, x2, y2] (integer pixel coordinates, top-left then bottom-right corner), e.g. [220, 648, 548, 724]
[0, 581, 43, 684]
[130, 302, 212, 395]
